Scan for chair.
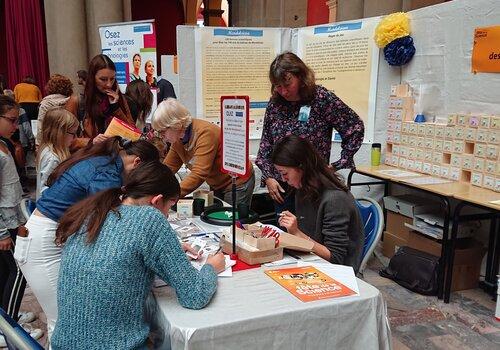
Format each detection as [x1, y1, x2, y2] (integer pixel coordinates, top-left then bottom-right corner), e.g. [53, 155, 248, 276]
[356, 197, 384, 275]
[0, 308, 44, 350]
[19, 199, 36, 222]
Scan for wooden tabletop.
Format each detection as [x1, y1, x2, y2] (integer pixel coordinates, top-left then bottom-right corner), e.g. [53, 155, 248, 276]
[353, 165, 500, 210]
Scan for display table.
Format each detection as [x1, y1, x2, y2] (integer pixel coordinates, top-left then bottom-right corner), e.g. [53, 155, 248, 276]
[153, 264, 391, 350]
[348, 164, 500, 303]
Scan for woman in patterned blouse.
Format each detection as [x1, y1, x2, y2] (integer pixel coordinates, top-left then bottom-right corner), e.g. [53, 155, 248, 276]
[256, 52, 364, 211]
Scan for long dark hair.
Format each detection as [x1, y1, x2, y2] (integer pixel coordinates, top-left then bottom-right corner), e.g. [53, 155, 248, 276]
[85, 54, 129, 131]
[271, 135, 347, 202]
[125, 80, 153, 124]
[55, 161, 180, 245]
[269, 52, 316, 104]
[46, 137, 159, 186]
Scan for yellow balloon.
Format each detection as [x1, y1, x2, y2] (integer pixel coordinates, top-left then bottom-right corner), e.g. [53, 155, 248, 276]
[374, 12, 411, 48]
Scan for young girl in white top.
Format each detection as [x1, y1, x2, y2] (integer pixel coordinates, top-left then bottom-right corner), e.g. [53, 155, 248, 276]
[36, 108, 79, 199]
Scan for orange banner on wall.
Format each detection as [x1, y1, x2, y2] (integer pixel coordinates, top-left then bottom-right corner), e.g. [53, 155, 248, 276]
[472, 25, 500, 73]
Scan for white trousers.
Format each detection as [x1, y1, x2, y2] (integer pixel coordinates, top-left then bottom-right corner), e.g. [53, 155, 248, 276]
[14, 214, 61, 341]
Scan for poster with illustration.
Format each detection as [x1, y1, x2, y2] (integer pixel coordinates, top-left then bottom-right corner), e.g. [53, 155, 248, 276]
[99, 20, 157, 91]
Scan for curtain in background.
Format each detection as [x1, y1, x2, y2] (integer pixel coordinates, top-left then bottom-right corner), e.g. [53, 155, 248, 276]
[5, 0, 49, 92]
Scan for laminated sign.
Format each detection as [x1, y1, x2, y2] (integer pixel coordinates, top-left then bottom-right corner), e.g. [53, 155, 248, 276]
[472, 25, 500, 73]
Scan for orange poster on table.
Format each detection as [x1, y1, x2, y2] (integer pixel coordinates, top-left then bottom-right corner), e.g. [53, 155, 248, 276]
[472, 25, 500, 73]
[265, 266, 356, 302]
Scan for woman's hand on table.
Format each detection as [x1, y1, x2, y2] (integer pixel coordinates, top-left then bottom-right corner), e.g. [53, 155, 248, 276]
[265, 178, 285, 204]
[206, 252, 225, 273]
[182, 242, 202, 260]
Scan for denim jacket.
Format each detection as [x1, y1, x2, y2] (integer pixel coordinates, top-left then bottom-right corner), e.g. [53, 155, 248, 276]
[36, 155, 124, 222]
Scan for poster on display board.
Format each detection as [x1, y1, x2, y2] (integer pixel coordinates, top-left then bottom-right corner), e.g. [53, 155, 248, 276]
[98, 20, 158, 92]
[220, 96, 249, 177]
[296, 19, 380, 143]
[195, 28, 282, 139]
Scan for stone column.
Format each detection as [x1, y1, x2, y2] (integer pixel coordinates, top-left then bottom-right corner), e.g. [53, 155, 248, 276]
[363, 0, 402, 17]
[336, 0, 364, 22]
[85, 0, 125, 60]
[44, 0, 88, 85]
[326, 0, 338, 23]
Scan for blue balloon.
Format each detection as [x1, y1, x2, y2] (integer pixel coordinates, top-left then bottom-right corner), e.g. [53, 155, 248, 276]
[383, 35, 416, 66]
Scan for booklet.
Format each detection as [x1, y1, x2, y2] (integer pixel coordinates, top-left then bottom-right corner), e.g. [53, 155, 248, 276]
[104, 117, 141, 141]
[265, 265, 356, 302]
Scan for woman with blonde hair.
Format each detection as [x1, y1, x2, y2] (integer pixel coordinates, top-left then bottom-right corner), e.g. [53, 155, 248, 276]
[152, 98, 255, 207]
[36, 108, 79, 199]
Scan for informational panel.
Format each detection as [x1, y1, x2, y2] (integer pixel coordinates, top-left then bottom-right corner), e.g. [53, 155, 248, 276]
[220, 96, 249, 177]
[296, 19, 380, 143]
[99, 20, 157, 91]
[472, 25, 500, 73]
[195, 28, 282, 139]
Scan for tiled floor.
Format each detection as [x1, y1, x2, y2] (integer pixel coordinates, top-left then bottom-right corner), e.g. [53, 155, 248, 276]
[18, 249, 499, 349]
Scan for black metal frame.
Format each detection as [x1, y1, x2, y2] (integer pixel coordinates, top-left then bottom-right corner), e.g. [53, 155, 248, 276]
[444, 202, 500, 303]
[347, 168, 453, 301]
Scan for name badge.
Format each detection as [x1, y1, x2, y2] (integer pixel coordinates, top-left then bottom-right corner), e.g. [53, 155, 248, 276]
[298, 106, 311, 122]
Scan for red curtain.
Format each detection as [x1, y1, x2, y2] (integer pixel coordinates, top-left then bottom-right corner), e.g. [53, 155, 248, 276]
[5, 0, 49, 92]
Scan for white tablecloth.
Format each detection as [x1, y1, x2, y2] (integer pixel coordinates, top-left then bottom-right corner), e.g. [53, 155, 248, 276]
[153, 266, 392, 350]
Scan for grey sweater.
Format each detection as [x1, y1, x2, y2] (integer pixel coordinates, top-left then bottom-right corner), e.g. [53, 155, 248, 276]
[295, 188, 364, 273]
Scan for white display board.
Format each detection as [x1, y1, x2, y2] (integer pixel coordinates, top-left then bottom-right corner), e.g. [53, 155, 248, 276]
[221, 96, 249, 177]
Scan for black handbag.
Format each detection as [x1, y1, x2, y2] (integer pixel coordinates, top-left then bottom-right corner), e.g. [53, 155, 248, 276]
[379, 246, 439, 296]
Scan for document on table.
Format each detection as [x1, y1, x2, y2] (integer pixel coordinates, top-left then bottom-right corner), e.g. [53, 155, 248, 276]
[401, 176, 452, 185]
[297, 261, 359, 296]
[376, 169, 422, 177]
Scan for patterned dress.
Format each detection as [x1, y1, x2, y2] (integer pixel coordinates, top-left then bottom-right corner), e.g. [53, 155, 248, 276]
[256, 85, 364, 185]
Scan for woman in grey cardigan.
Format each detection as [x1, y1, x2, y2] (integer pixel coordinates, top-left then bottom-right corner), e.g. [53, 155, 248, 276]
[272, 135, 364, 272]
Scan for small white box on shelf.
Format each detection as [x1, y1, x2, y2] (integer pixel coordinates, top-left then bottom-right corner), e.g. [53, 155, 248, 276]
[425, 139, 434, 149]
[434, 139, 443, 151]
[469, 115, 480, 128]
[476, 129, 488, 142]
[400, 146, 408, 157]
[471, 172, 483, 187]
[390, 156, 399, 167]
[440, 166, 450, 178]
[479, 115, 491, 129]
[423, 162, 432, 174]
[394, 121, 402, 132]
[473, 158, 485, 172]
[486, 144, 498, 159]
[424, 152, 433, 162]
[432, 164, 441, 176]
[474, 143, 486, 157]
[408, 147, 416, 159]
[485, 160, 496, 174]
[453, 140, 465, 154]
[416, 137, 425, 148]
[385, 154, 392, 165]
[417, 124, 426, 136]
[402, 122, 410, 134]
[443, 140, 453, 152]
[495, 178, 500, 192]
[435, 125, 445, 138]
[454, 127, 465, 139]
[483, 175, 495, 190]
[449, 167, 461, 181]
[447, 115, 457, 126]
[450, 154, 462, 167]
[490, 116, 500, 129]
[399, 157, 408, 168]
[414, 160, 423, 172]
[462, 155, 473, 170]
[406, 159, 415, 170]
[444, 126, 455, 139]
[465, 128, 476, 142]
[488, 130, 499, 144]
[409, 136, 418, 147]
[425, 124, 435, 137]
[401, 134, 409, 144]
[432, 152, 443, 164]
[392, 144, 400, 155]
[393, 132, 401, 143]
[416, 148, 425, 160]
[408, 123, 418, 135]
[457, 114, 469, 126]
[386, 132, 394, 142]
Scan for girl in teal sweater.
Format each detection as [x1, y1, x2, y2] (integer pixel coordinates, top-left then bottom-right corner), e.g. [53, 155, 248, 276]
[52, 161, 225, 350]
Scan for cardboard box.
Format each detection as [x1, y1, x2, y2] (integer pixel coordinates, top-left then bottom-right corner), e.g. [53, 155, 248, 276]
[382, 231, 407, 258]
[407, 232, 486, 291]
[386, 212, 413, 241]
